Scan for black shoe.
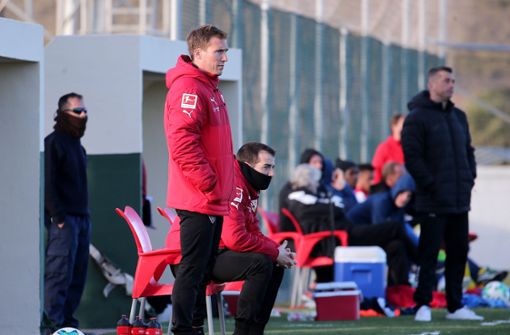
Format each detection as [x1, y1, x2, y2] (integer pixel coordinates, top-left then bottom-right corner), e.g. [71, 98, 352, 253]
[400, 306, 418, 316]
[477, 268, 508, 285]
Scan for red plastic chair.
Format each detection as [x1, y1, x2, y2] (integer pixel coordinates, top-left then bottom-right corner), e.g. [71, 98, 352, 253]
[157, 207, 227, 335]
[257, 208, 300, 246]
[280, 207, 349, 307]
[281, 208, 348, 265]
[115, 206, 181, 328]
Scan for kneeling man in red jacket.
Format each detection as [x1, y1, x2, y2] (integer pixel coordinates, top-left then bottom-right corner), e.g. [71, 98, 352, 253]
[213, 142, 296, 335]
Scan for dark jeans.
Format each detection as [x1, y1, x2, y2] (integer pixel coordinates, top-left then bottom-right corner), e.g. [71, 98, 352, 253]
[414, 212, 469, 313]
[348, 221, 417, 286]
[212, 250, 284, 335]
[44, 214, 90, 328]
[171, 210, 223, 335]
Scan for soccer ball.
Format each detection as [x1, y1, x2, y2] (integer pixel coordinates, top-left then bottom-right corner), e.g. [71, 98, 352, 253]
[481, 281, 510, 304]
[52, 327, 85, 335]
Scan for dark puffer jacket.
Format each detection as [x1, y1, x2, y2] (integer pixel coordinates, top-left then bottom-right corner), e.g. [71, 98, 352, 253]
[346, 173, 415, 225]
[401, 90, 476, 214]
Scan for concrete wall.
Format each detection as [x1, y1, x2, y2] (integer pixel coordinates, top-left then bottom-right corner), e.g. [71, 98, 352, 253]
[0, 18, 44, 335]
[469, 166, 510, 270]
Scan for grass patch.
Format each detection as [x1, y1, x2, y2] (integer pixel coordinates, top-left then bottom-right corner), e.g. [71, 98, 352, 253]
[261, 308, 510, 334]
[101, 308, 510, 334]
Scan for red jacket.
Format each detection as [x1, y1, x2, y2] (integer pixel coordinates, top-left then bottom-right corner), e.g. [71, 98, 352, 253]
[371, 136, 404, 184]
[164, 55, 234, 216]
[166, 160, 279, 261]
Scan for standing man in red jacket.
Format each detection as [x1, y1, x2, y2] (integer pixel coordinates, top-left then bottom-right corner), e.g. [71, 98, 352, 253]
[212, 142, 295, 335]
[164, 25, 235, 335]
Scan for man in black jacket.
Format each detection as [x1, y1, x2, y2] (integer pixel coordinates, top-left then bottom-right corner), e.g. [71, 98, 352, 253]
[43, 93, 90, 334]
[402, 66, 482, 322]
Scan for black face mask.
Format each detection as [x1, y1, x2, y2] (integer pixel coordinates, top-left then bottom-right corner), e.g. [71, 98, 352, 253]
[238, 160, 272, 191]
[54, 112, 87, 138]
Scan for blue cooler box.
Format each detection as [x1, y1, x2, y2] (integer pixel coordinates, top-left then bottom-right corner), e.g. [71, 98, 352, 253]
[334, 246, 387, 298]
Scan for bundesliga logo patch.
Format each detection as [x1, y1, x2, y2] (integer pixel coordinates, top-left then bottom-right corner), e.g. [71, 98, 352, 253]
[181, 93, 198, 109]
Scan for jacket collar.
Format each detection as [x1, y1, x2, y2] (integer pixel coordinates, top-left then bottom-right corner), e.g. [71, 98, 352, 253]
[235, 160, 259, 200]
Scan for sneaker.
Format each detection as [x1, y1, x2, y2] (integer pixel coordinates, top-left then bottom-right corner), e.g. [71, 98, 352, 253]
[477, 268, 508, 285]
[376, 298, 396, 318]
[415, 305, 431, 322]
[446, 306, 484, 321]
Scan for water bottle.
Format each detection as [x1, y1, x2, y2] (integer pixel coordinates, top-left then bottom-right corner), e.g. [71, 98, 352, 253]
[116, 314, 131, 335]
[131, 316, 146, 335]
[145, 317, 162, 335]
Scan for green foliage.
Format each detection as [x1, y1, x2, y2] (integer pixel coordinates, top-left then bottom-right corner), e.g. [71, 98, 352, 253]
[466, 89, 510, 147]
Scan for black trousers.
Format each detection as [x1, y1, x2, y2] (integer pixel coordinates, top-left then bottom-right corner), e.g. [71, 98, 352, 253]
[212, 250, 284, 335]
[171, 210, 223, 335]
[44, 214, 90, 328]
[348, 221, 417, 286]
[414, 212, 469, 313]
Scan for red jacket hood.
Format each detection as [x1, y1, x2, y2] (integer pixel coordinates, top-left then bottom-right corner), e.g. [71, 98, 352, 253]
[166, 55, 219, 90]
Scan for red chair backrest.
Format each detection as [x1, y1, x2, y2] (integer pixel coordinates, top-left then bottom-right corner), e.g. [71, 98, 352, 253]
[281, 208, 304, 235]
[157, 207, 178, 225]
[116, 206, 153, 253]
[257, 208, 280, 234]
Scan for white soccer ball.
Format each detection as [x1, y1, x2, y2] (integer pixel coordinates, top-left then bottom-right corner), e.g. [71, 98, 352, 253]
[52, 327, 85, 335]
[481, 281, 510, 303]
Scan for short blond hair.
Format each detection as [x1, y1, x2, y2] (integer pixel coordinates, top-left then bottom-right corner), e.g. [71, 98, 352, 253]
[187, 25, 228, 60]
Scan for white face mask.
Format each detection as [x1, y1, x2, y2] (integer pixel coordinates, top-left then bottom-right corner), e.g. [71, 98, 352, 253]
[309, 179, 319, 194]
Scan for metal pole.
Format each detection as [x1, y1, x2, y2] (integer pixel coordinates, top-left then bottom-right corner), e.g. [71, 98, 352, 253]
[232, 0, 244, 49]
[139, 0, 147, 35]
[56, 0, 63, 35]
[381, 40, 391, 136]
[288, 13, 300, 176]
[438, 0, 448, 59]
[260, 0, 271, 211]
[170, 0, 182, 40]
[260, 0, 270, 145]
[24, 0, 32, 19]
[90, 0, 99, 33]
[199, 0, 207, 25]
[104, 0, 112, 33]
[339, 28, 349, 159]
[62, 0, 78, 35]
[149, 0, 158, 34]
[80, 0, 87, 34]
[417, 0, 427, 89]
[401, 0, 410, 114]
[163, 0, 170, 37]
[360, 0, 370, 161]
[313, 0, 324, 151]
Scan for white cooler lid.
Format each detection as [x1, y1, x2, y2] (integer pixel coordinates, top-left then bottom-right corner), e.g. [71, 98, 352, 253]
[314, 290, 361, 298]
[315, 281, 358, 291]
[334, 246, 386, 262]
